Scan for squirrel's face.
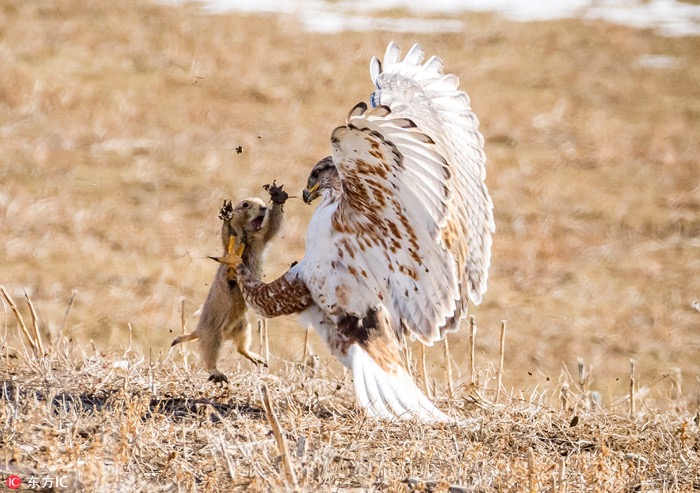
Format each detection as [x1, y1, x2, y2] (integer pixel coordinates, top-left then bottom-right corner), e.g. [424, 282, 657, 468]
[232, 197, 268, 235]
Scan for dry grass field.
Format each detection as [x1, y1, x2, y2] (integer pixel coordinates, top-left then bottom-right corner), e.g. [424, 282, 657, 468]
[0, 350, 698, 491]
[1, 0, 699, 490]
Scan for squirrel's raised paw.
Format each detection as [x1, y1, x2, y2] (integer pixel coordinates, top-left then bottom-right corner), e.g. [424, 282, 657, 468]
[263, 180, 289, 205]
[219, 199, 234, 221]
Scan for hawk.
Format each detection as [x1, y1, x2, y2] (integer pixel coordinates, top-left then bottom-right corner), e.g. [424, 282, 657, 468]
[221, 42, 494, 422]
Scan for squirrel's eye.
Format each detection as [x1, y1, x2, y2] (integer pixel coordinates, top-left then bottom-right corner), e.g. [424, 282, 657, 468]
[242, 202, 249, 208]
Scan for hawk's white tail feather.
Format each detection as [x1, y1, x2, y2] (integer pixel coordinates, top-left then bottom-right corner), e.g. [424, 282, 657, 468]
[349, 344, 452, 423]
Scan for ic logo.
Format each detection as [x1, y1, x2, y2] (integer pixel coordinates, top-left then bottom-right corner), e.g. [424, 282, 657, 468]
[6, 475, 21, 489]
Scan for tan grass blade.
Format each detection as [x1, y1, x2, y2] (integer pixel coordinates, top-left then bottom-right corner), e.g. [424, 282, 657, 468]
[179, 297, 186, 335]
[24, 292, 45, 357]
[419, 343, 431, 398]
[56, 290, 76, 349]
[561, 381, 569, 411]
[263, 319, 270, 365]
[558, 456, 567, 493]
[257, 319, 264, 357]
[527, 447, 536, 492]
[262, 384, 297, 486]
[302, 325, 310, 364]
[218, 436, 236, 480]
[443, 335, 453, 399]
[670, 367, 682, 400]
[0, 286, 38, 356]
[496, 320, 507, 402]
[468, 315, 476, 385]
[629, 358, 636, 418]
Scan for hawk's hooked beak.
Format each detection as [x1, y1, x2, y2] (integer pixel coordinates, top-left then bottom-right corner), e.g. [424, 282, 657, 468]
[303, 183, 320, 204]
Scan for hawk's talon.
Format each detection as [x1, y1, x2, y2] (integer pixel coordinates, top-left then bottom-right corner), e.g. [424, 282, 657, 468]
[210, 236, 245, 269]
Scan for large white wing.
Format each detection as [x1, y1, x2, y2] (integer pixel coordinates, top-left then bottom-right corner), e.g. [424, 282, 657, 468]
[370, 42, 495, 337]
[325, 43, 494, 345]
[329, 102, 459, 345]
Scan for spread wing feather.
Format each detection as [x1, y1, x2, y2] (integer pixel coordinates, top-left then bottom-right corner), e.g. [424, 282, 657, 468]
[370, 42, 495, 333]
[320, 42, 493, 345]
[330, 105, 459, 343]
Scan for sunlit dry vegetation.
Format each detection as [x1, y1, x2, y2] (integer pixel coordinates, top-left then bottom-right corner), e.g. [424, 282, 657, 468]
[1, 347, 698, 491]
[1, 0, 699, 490]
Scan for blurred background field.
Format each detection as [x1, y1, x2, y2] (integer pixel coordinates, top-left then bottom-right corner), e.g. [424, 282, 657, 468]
[1, 0, 699, 411]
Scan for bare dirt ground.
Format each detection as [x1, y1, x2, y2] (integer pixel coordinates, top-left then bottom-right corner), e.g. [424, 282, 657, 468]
[1, 0, 699, 490]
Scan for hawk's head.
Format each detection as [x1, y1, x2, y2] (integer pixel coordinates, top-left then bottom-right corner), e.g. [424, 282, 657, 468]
[303, 156, 340, 204]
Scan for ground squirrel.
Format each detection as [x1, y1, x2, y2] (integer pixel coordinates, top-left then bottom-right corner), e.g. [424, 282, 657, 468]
[172, 182, 288, 382]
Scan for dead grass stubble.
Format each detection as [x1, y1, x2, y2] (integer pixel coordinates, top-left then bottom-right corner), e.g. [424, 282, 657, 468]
[1, 344, 699, 492]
